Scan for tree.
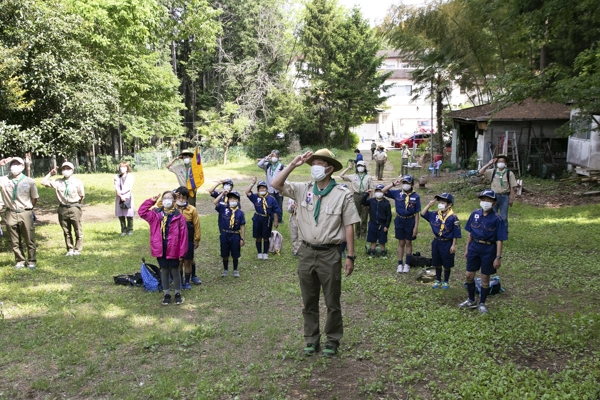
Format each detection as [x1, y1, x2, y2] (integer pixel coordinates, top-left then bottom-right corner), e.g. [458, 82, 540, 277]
[197, 102, 250, 164]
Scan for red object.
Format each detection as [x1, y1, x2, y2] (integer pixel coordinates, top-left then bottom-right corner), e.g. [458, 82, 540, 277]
[434, 154, 443, 163]
[391, 133, 432, 149]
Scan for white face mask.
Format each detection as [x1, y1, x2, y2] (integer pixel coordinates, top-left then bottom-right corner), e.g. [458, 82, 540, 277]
[480, 201, 493, 211]
[271, 157, 278, 163]
[183, 157, 191, 165]
[10, 165, 24, 176]
[311, 165, 328, 182]
[357, 166, 365, 173]
[375, 192, 384, 199]
[229, 201, 238, 208]
[223, 184, 232, 191]
[62, 169, 73, 178]
[437, 203, 446, 211]
[402, 184, 412, 192]
[120, 167, 127, 174]
[176, 200, 186, 207]
[258, 191, 267, 196]
[162, 199, 174, 208]
[496, 162, 506, 169]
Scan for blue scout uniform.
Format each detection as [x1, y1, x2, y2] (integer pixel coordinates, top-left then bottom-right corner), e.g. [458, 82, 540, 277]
[422, 209, 462, 269]
[361, 192, 392, 245]
[385, 189, 421, 240]
[247, 191, 281, 239]
[465, 209, 507, 275]
[355, 153, 363, 163]
[216, 202, 246, 259]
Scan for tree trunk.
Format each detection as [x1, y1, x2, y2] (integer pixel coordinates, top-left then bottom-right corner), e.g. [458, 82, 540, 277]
[436, 87, 444, 155]
[344, 100, 352, 149]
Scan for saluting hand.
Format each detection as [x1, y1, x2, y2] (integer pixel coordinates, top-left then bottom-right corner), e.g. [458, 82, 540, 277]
[428, 199, 436, 207]
[151, 194, 160, 202]
[290, 151, 312, 168]
[252, 176, 257, 184]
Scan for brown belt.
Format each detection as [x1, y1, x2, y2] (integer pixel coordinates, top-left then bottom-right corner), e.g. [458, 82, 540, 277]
[474, 239, 494, 245]
[302, 241, 340, 251]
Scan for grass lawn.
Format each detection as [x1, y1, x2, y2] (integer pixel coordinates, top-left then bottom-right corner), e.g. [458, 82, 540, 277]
[1, 150, 599, 399]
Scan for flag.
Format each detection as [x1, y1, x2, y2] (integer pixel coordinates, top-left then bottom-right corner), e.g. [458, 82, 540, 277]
[187, 147, 204, 197]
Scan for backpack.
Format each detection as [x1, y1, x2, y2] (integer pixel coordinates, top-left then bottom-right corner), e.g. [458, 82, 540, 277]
[268, 230, 283, 255]
[473, 276, 505, 295]
[141, 259, 162, 292]
[410, 252, 432, 268]
[113, 273, 143, 286]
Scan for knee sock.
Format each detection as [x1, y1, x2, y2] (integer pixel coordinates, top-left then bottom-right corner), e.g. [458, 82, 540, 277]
[263, 239, 270, 253]
[398, 258, 403, 265]
[161, 268, 170, 294]
[405, 254, 412, 265]
[192, 262, 197, 278]
[233, 258, 239, 271]
[435, 267, 442, 281]
[443, 269, 451, 283]
[223, 259, 229, 271]
[466, 282, 475, 301]
[172, 268, 182, 293]
[480, 285, 490, 304]
[255, 241, 262, 253]
[185, 273, 191, 284]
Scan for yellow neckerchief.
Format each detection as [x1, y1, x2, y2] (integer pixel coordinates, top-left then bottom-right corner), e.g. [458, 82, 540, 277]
[258, 192, 268, 214]
[160, 207, 176, 239]
[437, 208, 455, 236]
[402, 189, 412, 208]
[229, 205, 238, 228]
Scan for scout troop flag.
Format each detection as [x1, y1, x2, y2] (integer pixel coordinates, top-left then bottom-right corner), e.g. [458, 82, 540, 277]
[187, 147, 204, 197]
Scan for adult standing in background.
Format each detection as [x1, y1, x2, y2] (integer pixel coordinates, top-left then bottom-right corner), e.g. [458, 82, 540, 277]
[272, 149, 360, 358]
[257, 149, 285, 224]
[114, 162, 135, 236]
[41, 162, 85, 255]
[354, 149, 363, 163]
[477, 154, 516, 227]
[0, 156, 39, 269]
[373, 145, 388, 180]
[401, 144, 411, 176]
[338, 160, 374, 239]
[166, 149, 196, 207]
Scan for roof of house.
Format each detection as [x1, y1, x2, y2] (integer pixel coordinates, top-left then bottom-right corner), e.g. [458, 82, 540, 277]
[446, 98, 571, 122]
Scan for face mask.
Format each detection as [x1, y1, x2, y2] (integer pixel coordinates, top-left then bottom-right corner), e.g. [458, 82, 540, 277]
[162, 199, 174, 208]
[480, 201, 493, 211]
[496, 162, 506, 169]
[357, 166, 365, 173]
[229, 201, 238, 208]
[402, 184, 412, 192]
[437, 203, 446, 211]
[62, 169, 73, 178]
[311, 165, 328, 182]
[120, 167, 127, 174]
[223, 184, 232, 191]
[183, 158, 191, 165]
[10, 165, 24, 176]
[271, 157, 278, 163]
[375, 192, 384, 199]
[258, 191, 267, 196]
[176, 200, 186, 207]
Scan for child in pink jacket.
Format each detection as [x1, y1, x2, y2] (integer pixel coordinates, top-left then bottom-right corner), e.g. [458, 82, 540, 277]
[139, 191, 188, 306]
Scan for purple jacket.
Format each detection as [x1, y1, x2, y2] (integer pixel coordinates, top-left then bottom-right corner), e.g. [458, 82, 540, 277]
[138, 198, 188, 259]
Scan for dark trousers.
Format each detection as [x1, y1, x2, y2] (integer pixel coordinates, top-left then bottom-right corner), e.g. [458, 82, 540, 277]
[5, 210, 36, 263]
[272, 191, 283, 223]
[58, 205, 83, 252]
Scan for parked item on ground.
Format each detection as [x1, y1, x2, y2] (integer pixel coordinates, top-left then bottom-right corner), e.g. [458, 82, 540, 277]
[410, 251, 432, 267]
[470, 276, 504, 296]
[268, 230, 283, 255]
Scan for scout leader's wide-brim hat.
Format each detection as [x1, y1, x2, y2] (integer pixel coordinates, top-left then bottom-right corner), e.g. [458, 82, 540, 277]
[179, 149, 194, 157]
[435, 192, 454, 205]
[496, 153, 509, 162]
[305, 149, 343, 172]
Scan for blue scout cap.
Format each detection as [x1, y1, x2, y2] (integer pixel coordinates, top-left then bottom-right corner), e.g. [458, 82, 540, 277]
[226, 191, 241, 199]
[223, 179, 234, 186]
[435, 192, 454, 205]
[375, 184, 385, 191]
[478, 189, 496, 200]
[401, 174, 414, 184]
[257, 180, 268, 188]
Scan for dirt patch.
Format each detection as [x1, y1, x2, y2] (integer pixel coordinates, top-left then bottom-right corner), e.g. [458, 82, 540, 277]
[504, 349, 572, 373]
[518, 182, 600, 207]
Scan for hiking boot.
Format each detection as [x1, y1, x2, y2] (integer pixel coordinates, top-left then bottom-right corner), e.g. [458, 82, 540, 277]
[181, 282, 192, 290]
[459, 299, 478, 309]
[478, 303, 489, 314]
[161, 294, 172, 306]
[191, 276, 202, 285]
[322, 345, 337, 358]
[304, 343, 320, 356]
[221, 270, 229, 277]
[233, 270, 240, 278]
[432, 280, 442, 289]
[66, 250, 74, 256]
[441, 282, 450, 290]
[15, 262, 26, 269]
[174, 293, 183, 305]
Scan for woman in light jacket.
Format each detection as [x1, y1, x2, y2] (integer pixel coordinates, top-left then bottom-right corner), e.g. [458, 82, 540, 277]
[114, 162, 135, 236]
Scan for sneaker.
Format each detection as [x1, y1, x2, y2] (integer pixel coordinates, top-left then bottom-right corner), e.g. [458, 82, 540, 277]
[233, 270, 240, 278]
[403, 263, 410, 273]
[27, 262, 36, 269]
[396, 264, 403, 273]
[174, 293, 183, 305]
[478, 303, 489, 314]
[459, 299, 478, 309]
[72, 251, 81, 256]
[368, 250, 375, 259]
[322, 345, 337, 358]
[15, 262, 26, 269]
[181, 282, 192, 290]
[191, 276, 202, 285]
[221, 270, 229, 277]
[441, 282, 450, 290]
[161, 294, 172, 306]
[258, 253, 263, 260]
[120, 232, 126, 237]
[304, 343, 320, 356]
[381, 251, 388, 260]
[263, 253, 269, 260]
[66, 250, 74, 256]
[432, 280, 442, 289]
[127, 231, 133, 236]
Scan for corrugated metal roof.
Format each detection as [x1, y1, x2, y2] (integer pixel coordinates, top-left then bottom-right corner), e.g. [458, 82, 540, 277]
[446, 98, 571, 122]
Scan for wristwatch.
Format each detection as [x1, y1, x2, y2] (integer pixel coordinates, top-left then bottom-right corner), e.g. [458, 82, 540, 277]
[495, 256, 502, 259]
[347, 255, 357, 262]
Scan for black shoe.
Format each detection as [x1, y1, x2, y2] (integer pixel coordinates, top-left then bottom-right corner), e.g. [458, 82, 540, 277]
[303, 342, 320, 356]
[174, 293, 183, 305]
[161, 294, 171, 306]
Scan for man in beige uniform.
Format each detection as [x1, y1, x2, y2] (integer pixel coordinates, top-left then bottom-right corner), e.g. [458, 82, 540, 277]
[0, 157, 39, 269]
[477, 154, 517, 228]
[41, 162, 85, 256]
[373, 145, 388, 180]
[166, 149, 196, 207]
[338, 160, 374, 239]
[272, 149, 360, 357]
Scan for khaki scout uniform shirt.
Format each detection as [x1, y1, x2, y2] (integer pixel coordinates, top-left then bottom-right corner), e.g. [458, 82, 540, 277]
[168, 164, 190, 187]
[374, 151, 387, 162]
[341, 173, 375, 195]
[42, 176, 85, 205]
[483, 169, 517, 195]
[0, 174, 39, 210]
[282, 181, 360, 245]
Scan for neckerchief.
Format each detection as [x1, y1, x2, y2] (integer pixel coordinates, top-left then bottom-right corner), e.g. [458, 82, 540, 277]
[357, 173, 367, 192]
[160, 208, 176, 239]
[313, 179, 337, 224]
[437, 209, 455, 236]
[229, 205, 238, 228]
[269, 162, 281, 176]
[402, 189, 412, 208]
[496, 169, 506, 187]
[11, 174, 25, 201]
[63, 178, 70, 197]
[258, 193, 268, 214]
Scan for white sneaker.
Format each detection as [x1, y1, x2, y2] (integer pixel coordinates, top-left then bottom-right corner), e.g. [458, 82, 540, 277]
[403, 263, 410, 273]
[27, 262, 36, 269]
[263, 253, 269, 260]
[66, 250, 74, 256]
[15, 262, 26, 269]
[396, 264, 403, 273]
[72, 251, 81, 256]
[258, 253, 263, 260]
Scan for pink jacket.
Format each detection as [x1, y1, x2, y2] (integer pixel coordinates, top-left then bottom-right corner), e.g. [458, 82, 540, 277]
[138, 198, 188, 259]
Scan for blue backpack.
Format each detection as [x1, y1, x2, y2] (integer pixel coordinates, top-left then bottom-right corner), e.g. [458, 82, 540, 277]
[141, 259, 162, 292]
[474, 276, 504, 295]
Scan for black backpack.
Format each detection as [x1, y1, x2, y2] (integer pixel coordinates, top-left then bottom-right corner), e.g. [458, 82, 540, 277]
[113, 272, 143, 287]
